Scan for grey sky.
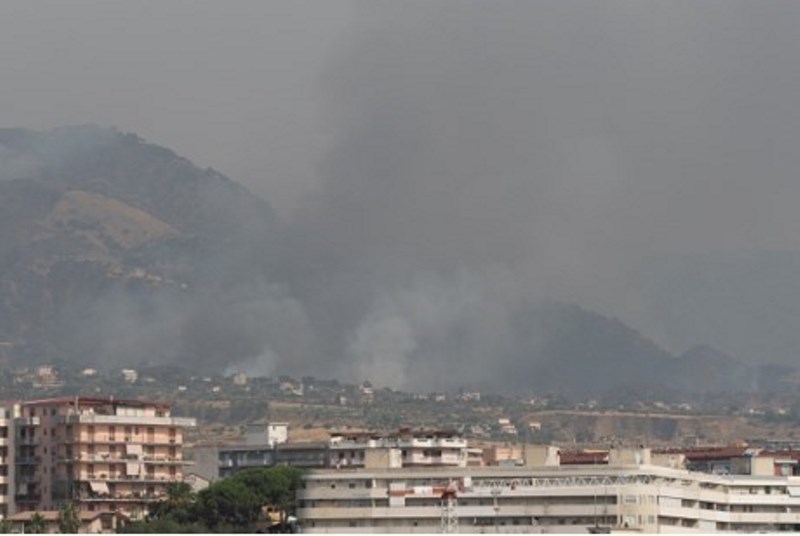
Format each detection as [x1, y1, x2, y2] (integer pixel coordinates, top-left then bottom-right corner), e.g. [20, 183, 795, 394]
[3, 1, 800, 384]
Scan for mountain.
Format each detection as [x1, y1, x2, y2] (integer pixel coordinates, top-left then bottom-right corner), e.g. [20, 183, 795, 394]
[0, 126, 282, 370]
[500, 303, 769, 398]
[0, 126, 781, 397]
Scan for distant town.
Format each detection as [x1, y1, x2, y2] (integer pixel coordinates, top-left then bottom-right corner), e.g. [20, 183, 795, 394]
[3, 365, 800, 532]
[2, 362, 800, 449]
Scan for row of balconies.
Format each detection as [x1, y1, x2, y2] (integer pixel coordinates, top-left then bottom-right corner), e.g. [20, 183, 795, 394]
[659, 504, 800, 525]
[58, 453, 184, 463]
[82, 474, 179, 483]
[80, 493, 168, 502]
[58, 414, 195, 427]
[298, 504, 617, 520]
[64, 437, 180, 445]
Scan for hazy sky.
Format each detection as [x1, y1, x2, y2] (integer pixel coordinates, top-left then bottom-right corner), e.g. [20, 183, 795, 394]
[3, 1, 800, 383]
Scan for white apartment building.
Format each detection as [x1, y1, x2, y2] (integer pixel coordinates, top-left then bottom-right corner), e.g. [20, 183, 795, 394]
[298, 448, 800, 533]
[328, 430, 469, 469]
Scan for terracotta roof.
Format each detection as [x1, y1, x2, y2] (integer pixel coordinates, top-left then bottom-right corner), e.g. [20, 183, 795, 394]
[653, 446, 749, 461]
[560, 451, 609, 465]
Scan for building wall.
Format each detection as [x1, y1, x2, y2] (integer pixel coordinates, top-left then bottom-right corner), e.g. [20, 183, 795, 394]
[13, 398, 195, 520]
[0, 406, 14, 519]
[297, 464, 800, 533]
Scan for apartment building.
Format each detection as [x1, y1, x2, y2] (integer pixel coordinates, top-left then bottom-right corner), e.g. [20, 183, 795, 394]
[0, 406, 13, 520]
[193, 428, 475, 481]
[328, 429, 470, 469]
[13, 397, 196, 520]
[297, 447, 800, 533]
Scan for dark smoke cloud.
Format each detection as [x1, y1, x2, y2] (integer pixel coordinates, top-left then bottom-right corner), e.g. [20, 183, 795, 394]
[277, 1, 800, 388]
[4, 2, 800, 390]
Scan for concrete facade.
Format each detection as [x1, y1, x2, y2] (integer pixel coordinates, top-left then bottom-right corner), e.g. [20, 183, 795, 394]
[12, 397, 195, 520]
[0, 406, 14, 520]
[297, 461, 800, 533]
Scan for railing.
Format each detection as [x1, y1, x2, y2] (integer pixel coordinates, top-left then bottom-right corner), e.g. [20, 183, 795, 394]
[59, 414, 196, 427]
[14, 417, 40, 426]
[80, 493, 168, 502]
[89, 474, 180, 483]
[15, 494, 41, 502]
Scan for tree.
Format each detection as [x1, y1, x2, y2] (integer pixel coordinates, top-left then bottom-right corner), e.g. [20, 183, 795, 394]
[149, 482, 197, 523]
[27, 513, 46, 534]
[166, 482, 196, 511]
[230, 466, 303, 522]
[0, 519, 12, 534]
[58, 501, 81, 534]
[193, 479, 262, 530]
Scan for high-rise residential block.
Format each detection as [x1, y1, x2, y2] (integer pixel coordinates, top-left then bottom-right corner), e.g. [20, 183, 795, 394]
[13, 397, 195, 520]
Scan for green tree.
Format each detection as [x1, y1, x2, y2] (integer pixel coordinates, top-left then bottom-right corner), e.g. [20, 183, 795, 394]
[27, 513, 46, 534]
[230, 466, 303, 522]
[0, 518, 12, 534]
[166, 482, 195, 511]
[193, 479, 262, 530]
[149, 482, 197, 523]
[58, 501, 81, 533]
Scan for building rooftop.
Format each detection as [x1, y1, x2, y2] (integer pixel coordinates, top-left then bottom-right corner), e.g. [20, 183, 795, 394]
[21, 396, 171, 409]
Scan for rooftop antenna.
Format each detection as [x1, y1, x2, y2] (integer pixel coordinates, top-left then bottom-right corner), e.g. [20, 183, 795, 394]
[440, 480, 459, 533]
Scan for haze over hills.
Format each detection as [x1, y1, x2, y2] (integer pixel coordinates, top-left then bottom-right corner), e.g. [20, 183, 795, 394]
[0, 126, 794, 398]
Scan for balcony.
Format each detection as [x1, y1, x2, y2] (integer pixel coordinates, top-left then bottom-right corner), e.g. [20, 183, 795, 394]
[16, 437, 38, 446]
[78, 493, 168, 503]
[82, 473, 180, 483]
[141, 456, 188, 465]
[14, 417, 40, 426]
[16, 455, 41, 465]
[79, 492, 167, 502]
[59, 414, 196, 427]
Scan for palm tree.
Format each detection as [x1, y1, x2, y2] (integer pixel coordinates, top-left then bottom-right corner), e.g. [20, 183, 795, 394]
[27, 512, 46, 534]
[58, 501, 82, 534]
